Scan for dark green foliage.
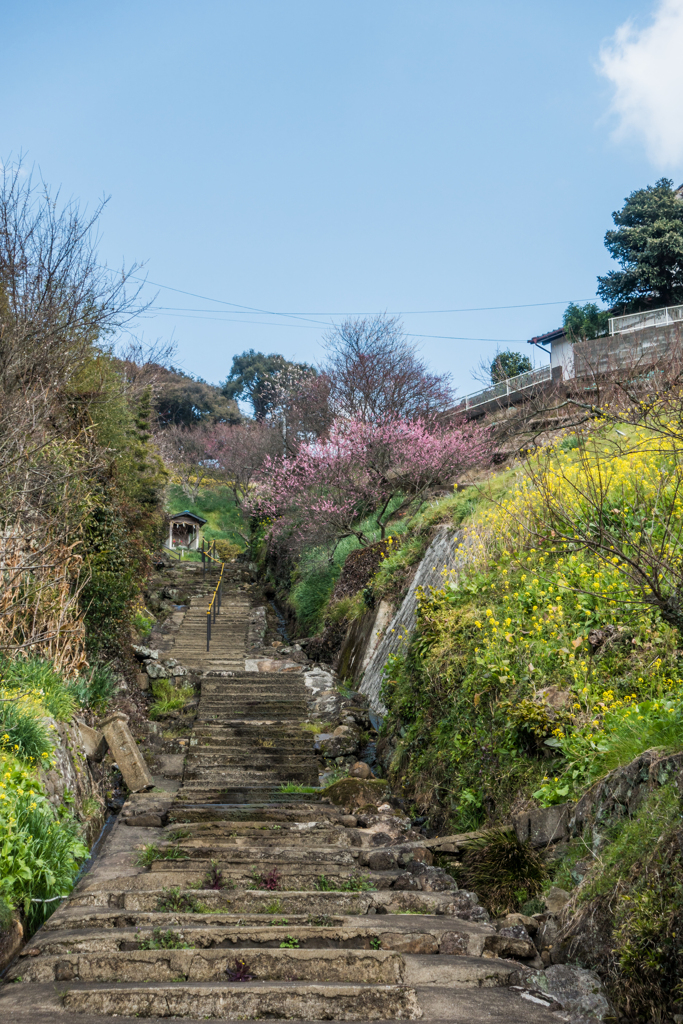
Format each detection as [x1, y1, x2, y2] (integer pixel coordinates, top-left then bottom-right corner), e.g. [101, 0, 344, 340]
[458, 828, 547, 916]
[153, 365, 241, 427]
[490, 350, 532, 383]
[80, 498, 137, 658]
[222, 349, 315, 420]
[562, 301, 610, 342]
[597, 177, 683, 311]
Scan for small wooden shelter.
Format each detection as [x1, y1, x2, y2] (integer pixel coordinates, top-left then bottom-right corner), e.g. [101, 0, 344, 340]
[168, 511, 207, 551]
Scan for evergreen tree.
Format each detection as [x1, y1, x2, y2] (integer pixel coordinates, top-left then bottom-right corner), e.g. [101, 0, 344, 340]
[597, 178, 683, 312]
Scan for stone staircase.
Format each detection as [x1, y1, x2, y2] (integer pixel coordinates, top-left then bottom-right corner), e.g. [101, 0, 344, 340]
[1, 566, 557, 1023]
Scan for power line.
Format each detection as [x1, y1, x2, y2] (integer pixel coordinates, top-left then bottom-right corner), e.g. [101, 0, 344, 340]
[131, 273, 593, 320]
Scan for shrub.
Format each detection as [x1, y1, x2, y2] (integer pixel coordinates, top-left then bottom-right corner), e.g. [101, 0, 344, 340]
[457, 828, 547, 916]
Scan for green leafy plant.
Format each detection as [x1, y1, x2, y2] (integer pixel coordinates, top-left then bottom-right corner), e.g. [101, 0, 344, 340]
[314, 873, 376, 892]
[135, 843, 188, 867]
[279, 935, 300, 948]
[156, 887, 205, 913]
[265, 898, 283, 914]
[0, 755, 88, 934]
[137, 927, 191, 949]
[370, 937, 382, 950]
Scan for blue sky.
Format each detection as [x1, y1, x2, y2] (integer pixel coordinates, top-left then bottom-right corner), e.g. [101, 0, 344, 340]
[3, 0, 682, 396]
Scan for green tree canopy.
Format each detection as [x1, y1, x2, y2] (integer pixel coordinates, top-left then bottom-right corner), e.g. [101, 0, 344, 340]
[222, 350, 315, 420]
[490, 350, 532, 384]
[153, 365, 241, 427]
[597, 178, 683, 313]
[562, 302, 610, 343]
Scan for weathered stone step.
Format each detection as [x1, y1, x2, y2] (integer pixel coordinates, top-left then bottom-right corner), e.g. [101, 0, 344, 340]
[167, 802, 342, 824]
[71, 887, 463, 918]
[30, 916, 495, 957]
[147, 846, 359, 870]
[98, 866, 392, 892]
[174, 785, 319, 804]
[59, 979, 421, 1020]
[184, 752, 317, 768]
[11, 946, 406, 985]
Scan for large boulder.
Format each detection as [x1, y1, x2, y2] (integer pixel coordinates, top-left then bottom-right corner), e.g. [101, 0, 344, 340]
[323, 778, 389, 812]
[516, 965, 614, 1020]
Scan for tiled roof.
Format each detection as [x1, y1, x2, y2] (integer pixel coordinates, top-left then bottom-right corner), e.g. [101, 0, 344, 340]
[528, 327, 566, 345]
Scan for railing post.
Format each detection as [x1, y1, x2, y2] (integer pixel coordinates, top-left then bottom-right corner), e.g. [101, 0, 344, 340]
[202, 539, 205, 576]
[218, 576, 222, 614]
[207, 610, 211, 651]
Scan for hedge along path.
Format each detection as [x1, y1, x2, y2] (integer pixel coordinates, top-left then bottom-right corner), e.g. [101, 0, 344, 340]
[2, 561, 557, 1023]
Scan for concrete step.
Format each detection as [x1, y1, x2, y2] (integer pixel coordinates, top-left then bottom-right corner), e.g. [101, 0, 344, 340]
[59, 979, 422, 1020]
[10, 946, 407, 985]
[31, 916, 496, 957]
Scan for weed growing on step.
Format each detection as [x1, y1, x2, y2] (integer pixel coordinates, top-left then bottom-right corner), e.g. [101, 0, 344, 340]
[265, 899, 283, 914]
[201, 860, 235, 890]
[225, 957, 253, 981]
[279, 935, 300, 948]
[149, 678, 195, 719]
[314, 873, 376, 892]
[370, 937, 382, 950]
[269, 917, 289, 925]
[156, 887, 205, 913]
[135, 843, 189, 867]
[307, 914, 334, 926]
[168, 828, 192, 841]
[249, 867, 282, 890]
[137, 927, 192, 950]
[278, 781, 320, 794]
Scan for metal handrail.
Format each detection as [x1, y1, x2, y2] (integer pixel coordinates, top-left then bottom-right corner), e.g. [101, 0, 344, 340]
[202, 540, 225, 652]
[609, 304, 683, 335]
[461, 364, 552, 410]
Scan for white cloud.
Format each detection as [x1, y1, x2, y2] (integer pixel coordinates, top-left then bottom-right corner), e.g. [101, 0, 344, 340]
[599, 0, 683, 167]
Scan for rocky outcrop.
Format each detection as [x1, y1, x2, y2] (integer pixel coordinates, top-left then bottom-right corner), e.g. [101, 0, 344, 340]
[359, 527, 470, 712]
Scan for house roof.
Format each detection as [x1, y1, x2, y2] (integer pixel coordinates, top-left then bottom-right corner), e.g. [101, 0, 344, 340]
[528, 327, 566, 346]
[169, 511, 208, 525]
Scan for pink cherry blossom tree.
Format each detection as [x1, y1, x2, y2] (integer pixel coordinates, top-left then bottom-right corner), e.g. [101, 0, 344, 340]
[252, 415, 492, 554]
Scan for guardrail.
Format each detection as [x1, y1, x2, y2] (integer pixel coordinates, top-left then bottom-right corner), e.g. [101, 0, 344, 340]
[201, 540, 225, 653]
[461, 363, 552, 410]
[609, 304, 683, 335]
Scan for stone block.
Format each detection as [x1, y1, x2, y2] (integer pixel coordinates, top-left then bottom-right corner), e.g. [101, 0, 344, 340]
[544, 886, 570, 915]
[513, 802, 571, 847]
[144, 661, 170, 680]
[75, 719, 108, 762]
[100, 712, 154, 793]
